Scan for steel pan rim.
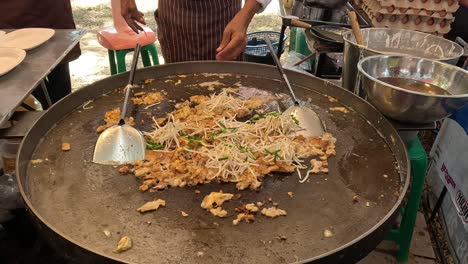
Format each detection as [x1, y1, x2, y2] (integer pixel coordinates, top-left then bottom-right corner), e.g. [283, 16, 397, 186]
[342, 27, 465, 62]
[16, 61, 410, 264]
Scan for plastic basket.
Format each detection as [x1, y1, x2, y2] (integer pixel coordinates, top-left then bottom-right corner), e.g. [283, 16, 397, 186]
[244, 31, 287, 65]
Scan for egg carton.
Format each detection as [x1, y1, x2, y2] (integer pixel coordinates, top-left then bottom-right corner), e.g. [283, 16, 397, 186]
[361, 0, 454, 19]
[355, 0, 455, 34]
[363, 10, 453, 34]
[377, 0, 459, 12]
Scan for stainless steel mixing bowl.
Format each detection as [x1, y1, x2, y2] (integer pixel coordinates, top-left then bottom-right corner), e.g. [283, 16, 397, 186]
[342, 28, 464, 92]
[358, 55, 468, 124]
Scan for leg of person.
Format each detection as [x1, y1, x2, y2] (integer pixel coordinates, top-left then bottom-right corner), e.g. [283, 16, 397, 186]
[32, 63, 72, 110]
[47, 63, 72, 103]
[157, 0, 241, 63]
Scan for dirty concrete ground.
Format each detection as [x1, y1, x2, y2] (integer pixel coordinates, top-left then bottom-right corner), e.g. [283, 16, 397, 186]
[359, 212, 437, 264]
[65, 1, 441, 263]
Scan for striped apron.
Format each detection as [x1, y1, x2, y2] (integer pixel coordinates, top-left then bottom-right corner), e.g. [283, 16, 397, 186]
[155, 0, 242, 63]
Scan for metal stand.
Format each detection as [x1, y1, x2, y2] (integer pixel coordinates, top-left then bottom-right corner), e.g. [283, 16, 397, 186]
[429, 186, 448, 222]
[40, 80, 53, 108]
[277, 25, 287, 59]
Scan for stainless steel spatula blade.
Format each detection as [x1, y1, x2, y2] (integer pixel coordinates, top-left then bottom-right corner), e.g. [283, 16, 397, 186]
[93, 124, 146, 165]
[264, 38, 324, 137]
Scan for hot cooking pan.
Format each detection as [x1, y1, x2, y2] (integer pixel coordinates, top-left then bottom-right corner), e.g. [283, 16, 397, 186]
[17, 62, 409, 264]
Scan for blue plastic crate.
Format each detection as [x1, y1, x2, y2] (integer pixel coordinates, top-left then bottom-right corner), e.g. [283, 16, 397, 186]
[244, 31, 287, 58]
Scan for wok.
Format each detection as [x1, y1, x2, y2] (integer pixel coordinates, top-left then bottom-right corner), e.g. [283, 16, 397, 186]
[17, 62, 409, 264]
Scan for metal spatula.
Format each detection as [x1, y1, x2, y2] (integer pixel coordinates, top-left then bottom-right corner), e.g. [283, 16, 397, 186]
[264, 38, 324, 137]
[93, 44, 146, 165]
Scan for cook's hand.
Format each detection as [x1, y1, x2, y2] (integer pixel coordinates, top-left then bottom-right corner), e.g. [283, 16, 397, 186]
[121, 0, 146, 33]
[216, 15, 249, 61]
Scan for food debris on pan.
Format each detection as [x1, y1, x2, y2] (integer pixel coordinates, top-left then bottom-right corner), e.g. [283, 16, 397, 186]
[233, 213, 255, 225]
[324, 229, 334, 238]
[114, 236, 132, 253]
[352, 195, 359, 203]
[327, 96, 338, 102]
[103, 230, 111, 238]
[209, 207, 228, 218]
[61, 143, 71, 151]
[245, 203, 259, 213]
[31, 159, 44, 164]
[201, 192, 233, 209]
[136, 199, 166, 213]
[131, 91, 163, 105]
[329, 106, 350, 114]
[96, 108, 135, 133]
[261, 207, 287, 218]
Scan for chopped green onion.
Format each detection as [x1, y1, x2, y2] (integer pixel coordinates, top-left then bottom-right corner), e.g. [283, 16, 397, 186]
[208, 129, 226, 140]
[239, 145, 256, 160]
[290, 114, 299, 125]
[251, 114, 261, 121]
[217, 121, 227, 129]
[265, 149, 283, 161]
[265, 111, 281, 117]
[146, 138, 164, 150]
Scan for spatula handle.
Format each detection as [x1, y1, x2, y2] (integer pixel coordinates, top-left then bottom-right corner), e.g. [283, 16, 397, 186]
[128, 44, 141, 86]
[264, 38, 299, 105]
[120, 44, 141, 123]
[291, 19, 312, 29]
[348, 11, 364, 46]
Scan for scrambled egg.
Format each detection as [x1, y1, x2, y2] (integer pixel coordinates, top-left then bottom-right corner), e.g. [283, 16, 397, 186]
[136, 199, 166, 213]
[201, 192, 233, 209]
[261, 207, 287, 218]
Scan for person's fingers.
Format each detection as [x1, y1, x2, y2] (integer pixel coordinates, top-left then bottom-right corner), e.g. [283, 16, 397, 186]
[123, 11, 145, 33]
[137, 11, 147, 24]
[216, 29, 232, 52]
[121, 0, 145, 33]
[216, 34, 246, 60]
[125, 17, 140, 33]
[133, 20, 144, 31]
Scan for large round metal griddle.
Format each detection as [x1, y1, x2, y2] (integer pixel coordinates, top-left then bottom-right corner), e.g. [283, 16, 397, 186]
[17, 62, 409, 264]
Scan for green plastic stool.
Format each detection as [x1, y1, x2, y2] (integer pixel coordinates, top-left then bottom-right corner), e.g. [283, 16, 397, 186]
[385, 138, 428, 262]
[107, 43, 160, 75]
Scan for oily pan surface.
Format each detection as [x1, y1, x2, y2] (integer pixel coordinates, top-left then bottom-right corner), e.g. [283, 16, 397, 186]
[26, 73, 401, 264]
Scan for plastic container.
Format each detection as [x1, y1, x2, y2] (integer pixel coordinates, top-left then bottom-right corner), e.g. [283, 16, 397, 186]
[243, 31, 287, 65]
[0, 138, 22, 174]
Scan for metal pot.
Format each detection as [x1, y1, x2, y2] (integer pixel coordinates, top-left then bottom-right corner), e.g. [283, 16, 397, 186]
[292, 0, 326, 20]
[358, 55, 468, 124]
[342, 28, 465, 92]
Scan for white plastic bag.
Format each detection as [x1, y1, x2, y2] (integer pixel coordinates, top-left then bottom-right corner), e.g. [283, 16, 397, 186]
[0, 172, 23, 223]
[283, 51, 311, 73]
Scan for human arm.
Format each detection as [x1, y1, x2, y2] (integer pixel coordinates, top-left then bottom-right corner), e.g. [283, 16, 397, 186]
[121, 0, 146, 33]
[216, 0, 271, 61]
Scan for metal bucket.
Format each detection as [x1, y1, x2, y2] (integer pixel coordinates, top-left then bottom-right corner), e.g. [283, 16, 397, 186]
[341, 28, 464, 92]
